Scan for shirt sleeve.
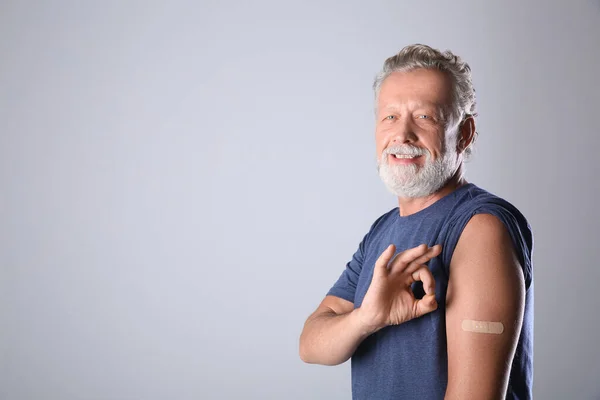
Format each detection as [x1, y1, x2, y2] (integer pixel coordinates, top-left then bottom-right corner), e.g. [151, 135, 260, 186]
[325, 233, 368, 304]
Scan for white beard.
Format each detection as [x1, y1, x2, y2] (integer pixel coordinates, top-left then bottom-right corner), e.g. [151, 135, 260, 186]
[377, 141, 459, 198]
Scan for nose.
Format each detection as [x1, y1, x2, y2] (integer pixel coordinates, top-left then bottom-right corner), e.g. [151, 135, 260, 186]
[390, 118, 418, 145]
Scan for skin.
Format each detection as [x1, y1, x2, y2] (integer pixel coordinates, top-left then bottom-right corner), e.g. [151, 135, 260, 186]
[375, 69, 475, 215]
[299, 68, 525, 399]
[445, 213, 525, 399]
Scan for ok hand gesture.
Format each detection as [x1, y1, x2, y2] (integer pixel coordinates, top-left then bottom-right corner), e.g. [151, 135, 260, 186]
[358, 243, 442, 332]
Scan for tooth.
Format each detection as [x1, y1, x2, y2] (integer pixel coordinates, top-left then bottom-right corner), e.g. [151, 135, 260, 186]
[391, 153, 417, 158]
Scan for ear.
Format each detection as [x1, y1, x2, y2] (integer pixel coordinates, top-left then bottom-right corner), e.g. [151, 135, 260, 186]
[456, 116, 476, 153]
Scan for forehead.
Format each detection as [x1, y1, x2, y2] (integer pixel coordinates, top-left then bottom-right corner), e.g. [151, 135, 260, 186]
[378, 69, 453, 110]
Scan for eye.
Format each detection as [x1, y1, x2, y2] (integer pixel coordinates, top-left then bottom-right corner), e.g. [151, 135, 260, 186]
[384, 115, 396, 121]
[417, 115, 430, 119]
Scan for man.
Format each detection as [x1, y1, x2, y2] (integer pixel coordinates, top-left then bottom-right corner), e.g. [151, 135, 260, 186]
[299, 44, 533, 400]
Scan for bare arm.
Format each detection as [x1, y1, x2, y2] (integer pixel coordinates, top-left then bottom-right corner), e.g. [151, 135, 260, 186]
[299, 244, 442, 366]
[299, 296, 373, 366]
[445, 213, 526, 399]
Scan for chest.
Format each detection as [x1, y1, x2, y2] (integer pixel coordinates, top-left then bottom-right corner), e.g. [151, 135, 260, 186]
[353, 219, 451, 308]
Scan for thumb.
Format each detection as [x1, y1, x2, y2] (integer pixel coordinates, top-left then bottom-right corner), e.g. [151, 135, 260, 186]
[373, 244, 396, 279]
[415, 294, 438, 318]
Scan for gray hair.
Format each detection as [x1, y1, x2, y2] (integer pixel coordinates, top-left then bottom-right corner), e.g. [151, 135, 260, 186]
[373, 44, 478, 158]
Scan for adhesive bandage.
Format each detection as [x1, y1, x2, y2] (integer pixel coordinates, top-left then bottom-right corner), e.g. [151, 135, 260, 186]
[461, 319, 504, 334]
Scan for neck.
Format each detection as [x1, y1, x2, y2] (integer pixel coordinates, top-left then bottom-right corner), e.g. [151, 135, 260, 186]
[397, 165, 467, 217]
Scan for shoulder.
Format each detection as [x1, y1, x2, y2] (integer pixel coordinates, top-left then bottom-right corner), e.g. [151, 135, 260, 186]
[441, 184, 534, 286]
[461, 185, 530, 227]
[452, 213, 521, 278]
[451, 184, 526, 219]
[352, 207, 399, 253]
[368, 207, 399, 234]
[449, 212, 525, 295]
[458, 213, 515, 257]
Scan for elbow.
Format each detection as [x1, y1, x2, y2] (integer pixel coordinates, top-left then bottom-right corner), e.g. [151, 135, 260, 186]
[298, 332, 314, 364]
[299, 333, 334, 365]
[299, 343, 343, 366]
[299, 347, 311, 364]
[299, 339, 307, 363]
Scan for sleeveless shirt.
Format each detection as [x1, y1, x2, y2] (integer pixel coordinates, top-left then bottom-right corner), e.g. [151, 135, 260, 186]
[327, 183, 534, 399]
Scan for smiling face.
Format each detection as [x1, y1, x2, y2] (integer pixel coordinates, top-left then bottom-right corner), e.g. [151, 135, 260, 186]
[375, 68, 462, 198]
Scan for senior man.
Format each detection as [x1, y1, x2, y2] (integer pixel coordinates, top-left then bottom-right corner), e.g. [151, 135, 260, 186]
[299, 44, 533, 400]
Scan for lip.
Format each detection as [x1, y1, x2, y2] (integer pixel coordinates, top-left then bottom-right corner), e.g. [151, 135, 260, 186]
[388, 154, 422, 165]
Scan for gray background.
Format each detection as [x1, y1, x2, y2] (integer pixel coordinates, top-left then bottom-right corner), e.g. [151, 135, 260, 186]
[1, 1, 599, 399]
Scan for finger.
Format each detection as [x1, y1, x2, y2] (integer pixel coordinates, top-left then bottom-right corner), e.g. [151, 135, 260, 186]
[403, 245, 443, 275]
[373, 244, 396, 279]
[411, 266, 436, 295]
[415, 293, 438, 318]
[388, 243, 429, 274]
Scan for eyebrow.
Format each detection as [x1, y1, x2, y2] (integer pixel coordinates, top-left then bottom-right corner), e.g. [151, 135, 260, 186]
[381, 101, 443, 111]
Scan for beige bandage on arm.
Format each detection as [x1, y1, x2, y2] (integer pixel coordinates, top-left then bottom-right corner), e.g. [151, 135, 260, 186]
[461, 319, 504, 334]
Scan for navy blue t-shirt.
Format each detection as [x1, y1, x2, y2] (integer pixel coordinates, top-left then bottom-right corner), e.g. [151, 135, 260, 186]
[327, 183, 534, 399]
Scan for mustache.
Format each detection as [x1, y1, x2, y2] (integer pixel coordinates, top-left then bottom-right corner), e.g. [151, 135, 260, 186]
[382, 145, 429, 157]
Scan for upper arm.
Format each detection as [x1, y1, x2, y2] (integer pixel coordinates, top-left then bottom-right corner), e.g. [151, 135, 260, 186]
[445, 213, 525, 399]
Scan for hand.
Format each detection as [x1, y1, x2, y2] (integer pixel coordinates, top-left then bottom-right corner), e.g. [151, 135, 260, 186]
[358, 243, 442, 332]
